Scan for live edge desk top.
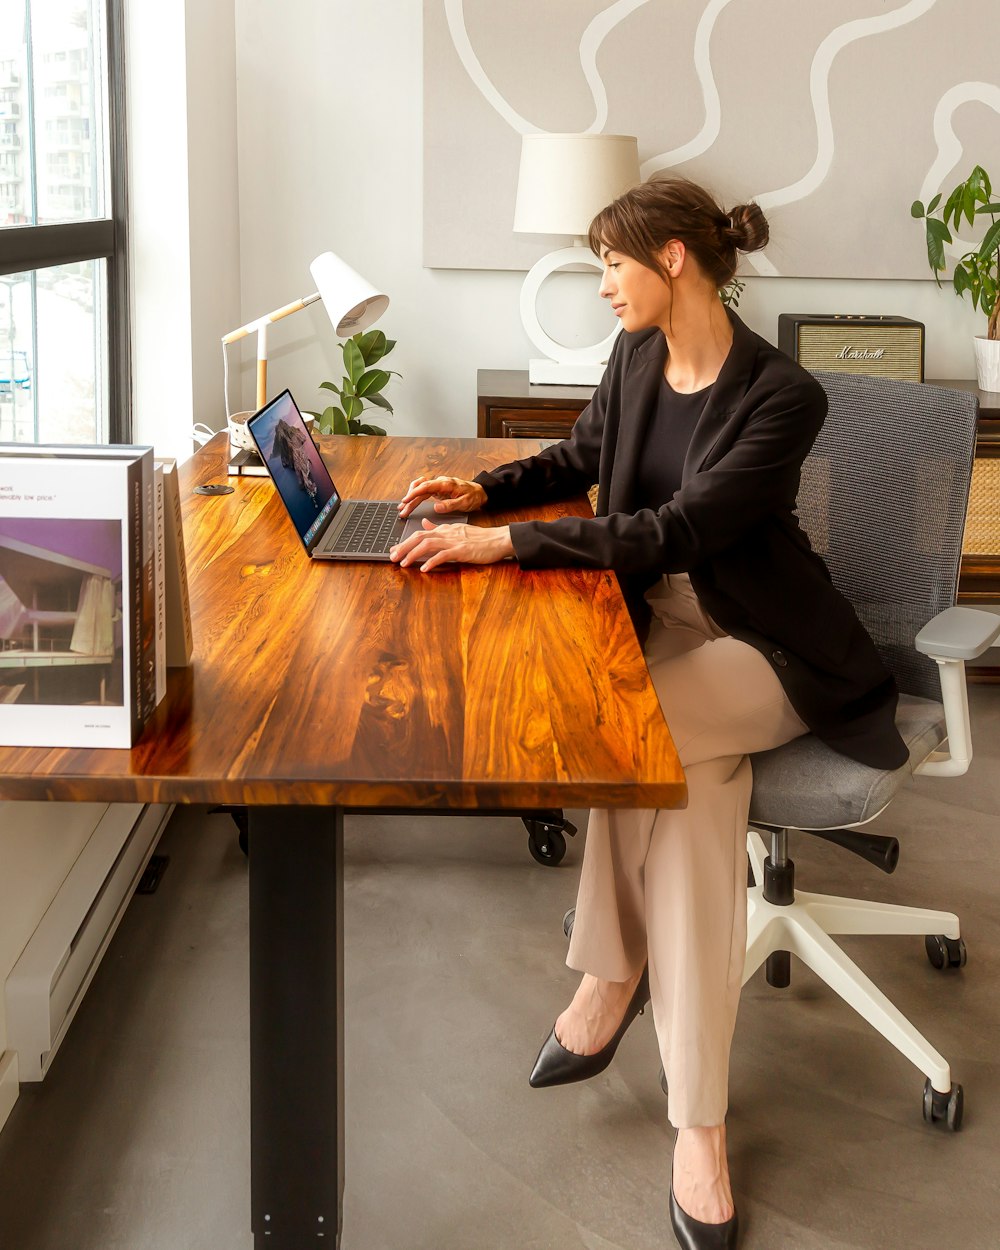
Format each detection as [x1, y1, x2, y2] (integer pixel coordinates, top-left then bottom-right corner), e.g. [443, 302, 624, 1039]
[0, 433, 684, 812]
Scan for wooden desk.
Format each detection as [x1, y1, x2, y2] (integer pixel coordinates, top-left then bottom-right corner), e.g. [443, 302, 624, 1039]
[0, 433, 684, 1249]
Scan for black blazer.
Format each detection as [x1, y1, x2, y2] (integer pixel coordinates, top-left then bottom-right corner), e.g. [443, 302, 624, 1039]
[474, 311, 908, 771]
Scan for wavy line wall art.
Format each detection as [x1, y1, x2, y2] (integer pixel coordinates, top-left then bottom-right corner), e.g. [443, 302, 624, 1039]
[424, 0, 999, 279]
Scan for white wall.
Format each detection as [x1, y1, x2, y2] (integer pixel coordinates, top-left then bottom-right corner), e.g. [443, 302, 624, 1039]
[229, 0, 987, 441]
[128, 0, 241, 460]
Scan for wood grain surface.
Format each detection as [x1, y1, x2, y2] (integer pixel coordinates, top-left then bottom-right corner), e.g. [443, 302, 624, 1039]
[0, 434, 685, 809]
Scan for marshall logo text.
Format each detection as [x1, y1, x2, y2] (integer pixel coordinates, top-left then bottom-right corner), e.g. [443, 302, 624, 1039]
[836, 345, 886, 361]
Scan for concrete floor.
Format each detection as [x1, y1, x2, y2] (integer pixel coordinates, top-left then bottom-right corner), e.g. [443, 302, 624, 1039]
[0, 686, 998, 1249]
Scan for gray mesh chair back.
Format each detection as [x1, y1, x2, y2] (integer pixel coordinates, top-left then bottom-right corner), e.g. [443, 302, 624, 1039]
[798, 374, 979, 699]
[749, 375, 980, 830]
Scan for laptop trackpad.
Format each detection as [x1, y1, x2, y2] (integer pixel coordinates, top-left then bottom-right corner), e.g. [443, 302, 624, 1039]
[400, 500, 469, 540]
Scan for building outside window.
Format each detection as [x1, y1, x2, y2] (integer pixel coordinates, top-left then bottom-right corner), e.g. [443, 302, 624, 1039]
[0, 0, 127, 445]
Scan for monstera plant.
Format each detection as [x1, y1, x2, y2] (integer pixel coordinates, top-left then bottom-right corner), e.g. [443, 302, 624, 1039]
[309, 329, 399, 435]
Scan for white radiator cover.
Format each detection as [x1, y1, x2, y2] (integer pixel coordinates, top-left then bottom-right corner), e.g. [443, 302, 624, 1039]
[5, 802, 172, 1083]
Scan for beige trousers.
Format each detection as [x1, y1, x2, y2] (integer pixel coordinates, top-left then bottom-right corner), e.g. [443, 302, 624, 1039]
[566, 573, 808, 1128]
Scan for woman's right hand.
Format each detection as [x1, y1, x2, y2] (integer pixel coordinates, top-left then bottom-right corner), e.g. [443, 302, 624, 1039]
[397, 475, 488, 519]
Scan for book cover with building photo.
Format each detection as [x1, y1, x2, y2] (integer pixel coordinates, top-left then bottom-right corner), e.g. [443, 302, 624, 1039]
[0, 447, 153, 747]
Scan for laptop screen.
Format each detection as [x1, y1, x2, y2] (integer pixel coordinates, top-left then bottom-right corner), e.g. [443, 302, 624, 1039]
[247, 390, 339, 547]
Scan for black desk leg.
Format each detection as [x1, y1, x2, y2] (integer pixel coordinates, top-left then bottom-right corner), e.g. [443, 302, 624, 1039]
[249, 805, 345, 1248]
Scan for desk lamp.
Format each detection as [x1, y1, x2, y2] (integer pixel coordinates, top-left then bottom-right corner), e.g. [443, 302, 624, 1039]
[513, 133, 640, 385]
[221, 251, 389, 422]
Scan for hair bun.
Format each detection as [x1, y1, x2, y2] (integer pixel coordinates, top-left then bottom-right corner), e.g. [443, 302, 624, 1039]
[726, 203, 769, 253]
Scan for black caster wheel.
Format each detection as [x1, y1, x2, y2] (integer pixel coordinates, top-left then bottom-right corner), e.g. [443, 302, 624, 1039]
[526, 821, 567, 866]
[925, 934, 966, 969]
[923, 1078, 964, 1131]
[563, 908, 576, 939]
[766, 949, 791, 988]
[659, 1065, 668, 1097]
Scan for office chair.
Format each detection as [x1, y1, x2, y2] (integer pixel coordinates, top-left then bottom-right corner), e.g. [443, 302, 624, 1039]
[744, 372, 998, 1131]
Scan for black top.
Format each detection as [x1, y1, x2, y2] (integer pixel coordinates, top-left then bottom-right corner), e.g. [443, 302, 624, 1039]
[634, 376, 711, 512]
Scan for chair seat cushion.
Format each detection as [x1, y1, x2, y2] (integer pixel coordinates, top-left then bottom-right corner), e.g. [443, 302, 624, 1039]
[748, 694, 947, 830]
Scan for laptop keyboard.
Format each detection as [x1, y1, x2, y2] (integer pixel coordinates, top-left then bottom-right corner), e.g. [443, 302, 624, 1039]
[333, 501, 404, 554]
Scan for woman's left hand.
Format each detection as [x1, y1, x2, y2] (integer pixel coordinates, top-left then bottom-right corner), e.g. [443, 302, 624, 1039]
[390, 521, 514, 573]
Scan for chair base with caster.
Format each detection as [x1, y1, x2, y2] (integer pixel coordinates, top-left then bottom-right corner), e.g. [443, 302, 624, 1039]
[745, 825, 965, 1130]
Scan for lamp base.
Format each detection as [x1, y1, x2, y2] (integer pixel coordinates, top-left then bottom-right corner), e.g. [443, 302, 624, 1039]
[528, 358, 607, 386]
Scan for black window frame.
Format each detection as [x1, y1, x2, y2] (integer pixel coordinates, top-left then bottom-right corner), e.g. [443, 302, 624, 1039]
[0, 0, 131, 443]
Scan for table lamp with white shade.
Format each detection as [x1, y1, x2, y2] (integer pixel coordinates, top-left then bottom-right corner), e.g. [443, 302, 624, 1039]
[220, 251, 389, 447]
[514, 133, 640, 385]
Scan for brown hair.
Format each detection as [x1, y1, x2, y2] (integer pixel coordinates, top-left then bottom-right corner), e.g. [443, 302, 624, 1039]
[588, 175, 769, 289]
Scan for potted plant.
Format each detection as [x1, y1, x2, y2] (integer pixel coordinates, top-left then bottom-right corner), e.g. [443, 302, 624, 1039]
[308, 329, 399, 435]
[912, 165, 1000, 390]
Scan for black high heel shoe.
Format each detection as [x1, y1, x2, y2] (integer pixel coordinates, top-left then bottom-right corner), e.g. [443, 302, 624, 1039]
[668, 1151, 739, 1250]
[528, 966, 650, 1088]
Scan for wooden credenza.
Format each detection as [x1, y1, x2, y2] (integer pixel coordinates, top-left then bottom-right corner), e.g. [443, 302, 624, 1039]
[478, 369, 1000, 674]
[477, 371, 594, 441]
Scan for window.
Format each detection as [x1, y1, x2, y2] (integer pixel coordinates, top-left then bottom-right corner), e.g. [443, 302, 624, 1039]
[0, 0, 128, 444]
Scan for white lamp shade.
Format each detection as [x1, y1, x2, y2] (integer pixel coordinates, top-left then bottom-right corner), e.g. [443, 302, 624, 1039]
[309, 251, 389, 338]
[513, 134, 640, 238]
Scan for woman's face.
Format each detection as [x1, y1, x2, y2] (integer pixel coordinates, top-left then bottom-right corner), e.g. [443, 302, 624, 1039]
[598, 247, 674, 333]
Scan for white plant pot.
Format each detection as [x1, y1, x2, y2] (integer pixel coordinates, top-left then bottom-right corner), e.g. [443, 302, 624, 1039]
[973, 336, 1000, 393]
[227, 410, 256, 450]
[228, 409, 314, 451]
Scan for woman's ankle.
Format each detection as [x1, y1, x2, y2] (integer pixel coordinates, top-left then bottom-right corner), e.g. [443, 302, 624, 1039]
[672, 1124, 734, 1224]
[554, 969, 645, 1055]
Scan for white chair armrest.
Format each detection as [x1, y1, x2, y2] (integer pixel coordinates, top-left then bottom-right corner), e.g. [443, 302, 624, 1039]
[915, 605, 1000, 660]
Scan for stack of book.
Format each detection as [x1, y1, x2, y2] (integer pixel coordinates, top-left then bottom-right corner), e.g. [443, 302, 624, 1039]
[0, 445, 193, 748]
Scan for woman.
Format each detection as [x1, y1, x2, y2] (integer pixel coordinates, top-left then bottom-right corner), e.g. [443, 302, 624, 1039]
[391, 176, 907, 1249]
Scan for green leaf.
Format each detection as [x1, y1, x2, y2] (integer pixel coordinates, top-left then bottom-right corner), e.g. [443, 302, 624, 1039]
[382, 339, 397, 355]
[356, 422, 387, 436]
[979, 202, 1000, 216]
[354, 329, 387, 366]
[343, 394, 363, 421]
[958, 259, 983, 310]
[356, 368, 390, 397]
[969, 165, 991, 202]
[964, 185, 979, 228]
[910, 199, 926, 219]
[318, 405, 349, 435]
[340, 374, 355, 398]
[347, 418, 362, 435]
[953, 265, 972, 296]
[319, 380, 341, 394]
[343, 337, 365, 385]
[943, 185, 965, 228]
[925, 193, 941, 215]
[983, 278, 998, 326]
[925, 216, 951, 272]
[366, 392, 394, 414]
[978, 218, 1000, 261]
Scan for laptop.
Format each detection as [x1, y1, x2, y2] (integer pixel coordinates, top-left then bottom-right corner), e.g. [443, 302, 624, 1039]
[247, 389, 466, 560]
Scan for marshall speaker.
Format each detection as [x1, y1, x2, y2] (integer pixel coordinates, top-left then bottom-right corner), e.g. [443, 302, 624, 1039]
[778, 314, 925, 381]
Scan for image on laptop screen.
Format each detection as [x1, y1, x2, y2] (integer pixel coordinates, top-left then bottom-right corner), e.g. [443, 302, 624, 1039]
[249, 391, 338, 546]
